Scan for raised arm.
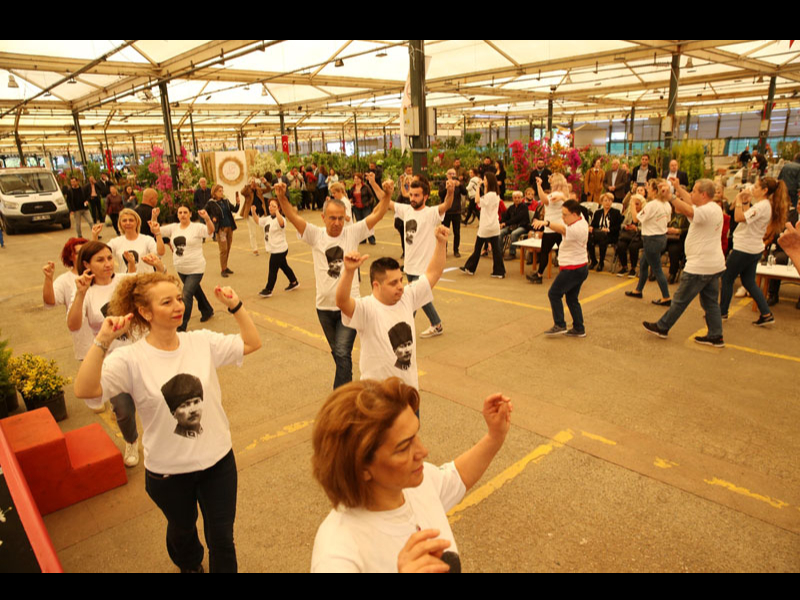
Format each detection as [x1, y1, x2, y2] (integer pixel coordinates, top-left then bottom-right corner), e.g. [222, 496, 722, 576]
[74, 314, 133, 399]
[424, 226, 449, 288]
[668, 177, 695, 218]
[67, 272, 93, 331]
[42, 261, 56, 306]
[273, 182, 307, 236]
[336, 252, 369, 319]
[437, 179, 455, 216]
[149, 220, 166, 256]
[213, 286, 261, 355]
[536, 177, 549, 205]
[453, 393, 512, 490]
[198, 209, 215, 236]
[733, 190, 752, 224]
[365, 173, 393, 229]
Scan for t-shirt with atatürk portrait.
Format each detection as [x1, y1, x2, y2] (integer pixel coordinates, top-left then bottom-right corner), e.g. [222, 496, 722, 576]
[393, 204, 443, 277]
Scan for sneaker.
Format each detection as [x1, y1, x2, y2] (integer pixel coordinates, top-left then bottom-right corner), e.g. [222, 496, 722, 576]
[124, 441, 139, 468]
[459, 267, 475, 276]
[420, 324, 443, 338]
[285, 281, 299, 292]
[527, 273, 543, 284]
[259, 288, 273, 298]
[720, 313, 728, 320]
[616, 267, 628, 277]
[565, 328, 586, 338]
[625, 290, 643, 298]
[753, 314, 775, 326]
[642, 321, 668, 339]
[224, 268, 234, 275]
[221, 270, 229, 278]
[694, 335, 725, 348]
[491, 273, 505, 279]
[200, 311, 214, 323]
[627, 269, 637, 278]
[734, 286, 748, 298]
[544, 325, 567, 336]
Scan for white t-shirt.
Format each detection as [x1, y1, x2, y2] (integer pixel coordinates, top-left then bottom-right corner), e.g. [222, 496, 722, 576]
[301, 221, 373, 310]
[258, 215, 289, 254]
[637, 200, 671, 237]
[311, 462, 466, 573]
[733, 199, 771, 255]
[107, 234, 158, 274]
[544, 194, 565, 234]
[558, 216, 589, 267]
[342, 276, 433, 390]
[477, 192, 501, 238]
[684, 202, 726, 275]
[51, 271, 94, 360]
[101, 330, 244, 475]
[161, 223, 209, 275]
[340, 197, 353, 223]
[394, 204, 444, 276]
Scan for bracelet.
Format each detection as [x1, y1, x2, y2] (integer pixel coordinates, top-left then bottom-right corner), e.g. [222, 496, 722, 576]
[93, 339, 109, 354]
[228, 301, 243, 315]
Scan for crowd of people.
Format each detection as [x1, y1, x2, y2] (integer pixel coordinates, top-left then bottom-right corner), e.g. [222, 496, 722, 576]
[30, 148, 800, 572]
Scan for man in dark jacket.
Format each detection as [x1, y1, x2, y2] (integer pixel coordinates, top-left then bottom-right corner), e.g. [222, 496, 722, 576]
[528, 158, 552, 199]
[778, 153, 800, 209]
[631, 154, 658, 189]
[500, 191, 532, 259]
[193, 177, 212, 214]
[439, 169, 467, 257]
[84, 176, 105, 225]
[604, 159, 629, 202]
[64, 177, 94, 237]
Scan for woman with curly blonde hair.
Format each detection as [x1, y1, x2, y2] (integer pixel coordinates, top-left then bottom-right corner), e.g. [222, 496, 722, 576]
[75, 274, 261, 573]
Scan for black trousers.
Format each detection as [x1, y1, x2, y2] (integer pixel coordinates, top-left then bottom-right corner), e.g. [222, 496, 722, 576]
[265, 250, 297, 292]
[442, 213, 461, 253]
[538, 232, 562, 275]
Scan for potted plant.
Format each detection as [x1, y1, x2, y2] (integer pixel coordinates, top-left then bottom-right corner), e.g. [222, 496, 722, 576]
[8, 353, 71, 422]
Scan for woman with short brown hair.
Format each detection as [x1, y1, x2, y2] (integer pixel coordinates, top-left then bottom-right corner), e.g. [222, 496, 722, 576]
[311, 377, 512, 573]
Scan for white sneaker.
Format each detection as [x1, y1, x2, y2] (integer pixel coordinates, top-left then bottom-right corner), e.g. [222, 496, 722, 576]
[734, 286, 749, 298]
[419, 324, 443, 338]
[124, 441, 140, 468]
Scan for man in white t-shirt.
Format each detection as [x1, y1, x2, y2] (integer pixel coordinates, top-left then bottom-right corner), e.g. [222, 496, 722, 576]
[274, 178, 391, 389]
[336, 226, 449, 390]
[376, 177, 454, 338]
[643, 178, 726, 347]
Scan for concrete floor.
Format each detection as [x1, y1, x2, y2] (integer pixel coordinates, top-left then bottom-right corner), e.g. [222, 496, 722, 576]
[1, 213, 798, 573]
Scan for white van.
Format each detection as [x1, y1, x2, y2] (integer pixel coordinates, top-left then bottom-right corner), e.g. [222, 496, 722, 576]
[0, 167, 70, 234]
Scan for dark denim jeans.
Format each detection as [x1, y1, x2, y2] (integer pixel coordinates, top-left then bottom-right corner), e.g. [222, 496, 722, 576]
[719, 249, 771, 317]
[316, 309, 357, 389]
[406, 274, 442, 326]
[637, 234, 670, 298]
[657, 271, 723, 338]
[145, 449, 238, 573]
[178, 272, 214, 331]
[548, 265, 589, 332]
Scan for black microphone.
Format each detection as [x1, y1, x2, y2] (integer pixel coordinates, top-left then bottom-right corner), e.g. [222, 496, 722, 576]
[441, 551, 461, 573]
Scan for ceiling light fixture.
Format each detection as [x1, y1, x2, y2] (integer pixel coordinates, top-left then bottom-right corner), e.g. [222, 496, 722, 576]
[335, 59, 344, 68]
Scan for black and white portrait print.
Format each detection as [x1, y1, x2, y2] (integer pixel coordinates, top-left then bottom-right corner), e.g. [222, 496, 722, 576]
[172, 236, 187, 257]
[100, 301, 127, 341]
[405, 219, 418, 245]
[388, 321, 413, 371]
[161, 373, 204, 439]
[123, 249, 139, 265]
[263, 223, 271, 243]
[325, 245, 344, 279]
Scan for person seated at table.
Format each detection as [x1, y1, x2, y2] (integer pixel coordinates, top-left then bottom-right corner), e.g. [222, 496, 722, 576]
[522, 203, 547, 268]
[766, 205, 799, 308]
[616, 194, 645, 277]
[666, 205, 689, 284]
[524, 187, 538, 212]
[310, 377, 512, 573]
[622, 184, 647, 214]
[588, 193, 622, 271]
[500, 191, 532, 260]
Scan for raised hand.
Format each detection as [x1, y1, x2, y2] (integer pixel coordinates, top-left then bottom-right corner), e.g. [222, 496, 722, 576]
[434, 224, 450, 243]
[91, 223, 104, 240]
[343, 251, 370, 273]
[397, 529, 451, 574]
[214, 285, 240, 310]
[43, 261, 56, 279]
[75, 271, 95, 294]
[482, 393, 512, 442]
[96, 313, 134, 345]
[198, 209, 209, 220]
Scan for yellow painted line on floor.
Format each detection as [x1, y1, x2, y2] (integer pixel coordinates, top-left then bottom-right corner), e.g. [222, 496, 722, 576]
[654, 457, 679, 469]
[249, 309, 325, 341]
[435, 286, 550, 312]
[242, 419, 315, 452]
[581, 278, 636, 305]
[704, 477, 790, 510]
[581, 431, 617, 446]
[726, 344, 800, 363]
[447, 430, 573, 524]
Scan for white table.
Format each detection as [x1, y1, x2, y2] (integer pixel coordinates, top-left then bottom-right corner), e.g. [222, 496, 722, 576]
[512, 237, 558, 277]
[754, 263, 800, 311]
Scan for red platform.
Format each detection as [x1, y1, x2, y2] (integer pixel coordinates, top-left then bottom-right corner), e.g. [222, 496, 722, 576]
[0, 408, 127, 516]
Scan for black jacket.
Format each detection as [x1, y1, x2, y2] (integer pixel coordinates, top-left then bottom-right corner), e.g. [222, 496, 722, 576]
[501, 203, 531, 230]
[438, 181, 467, 215]
[589, 207, 623, 242]
[63, 185, 88, 212]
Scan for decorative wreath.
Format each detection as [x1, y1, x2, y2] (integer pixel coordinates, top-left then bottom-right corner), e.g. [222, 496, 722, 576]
[217, 156, 245, 186]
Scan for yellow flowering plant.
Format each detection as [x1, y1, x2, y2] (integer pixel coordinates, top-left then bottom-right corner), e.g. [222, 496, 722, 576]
[8, 354, 71, 400]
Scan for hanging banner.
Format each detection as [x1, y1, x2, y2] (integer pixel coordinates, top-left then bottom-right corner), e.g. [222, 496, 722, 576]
[281, 135, 290, 157]
[105, 149, 114, 174]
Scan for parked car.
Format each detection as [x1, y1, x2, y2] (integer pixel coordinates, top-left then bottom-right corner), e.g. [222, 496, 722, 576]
[0, 167, 70, 234]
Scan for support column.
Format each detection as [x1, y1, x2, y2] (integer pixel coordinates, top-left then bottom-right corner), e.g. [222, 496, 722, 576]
[353, 114, 360, 172]
[189, 110, 198, 156]
[757, 75, 777, 154]
[628, 106, 636, 156]
[547, 96, 554, 141]
[685, 109, 692, 139]
[73, 112, 87, 166]
[663, 52, 681, 172]
[409, 40, 428, 175]
[132, 136, 139, 167]
[157, 81, 179, 184]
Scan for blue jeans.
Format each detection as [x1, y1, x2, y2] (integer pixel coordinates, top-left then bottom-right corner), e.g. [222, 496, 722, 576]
[637, 235, 670, 298]
[316, 309, 357, 389]
[406, 274, 442, 326]
[657, 271, 723, 337]
[548, 265, 589, 332]
[719, 249, 771, 317]
[145, 449, 238, 573]
[501, 226, 527, 257]
[178, 272, 214, 332]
